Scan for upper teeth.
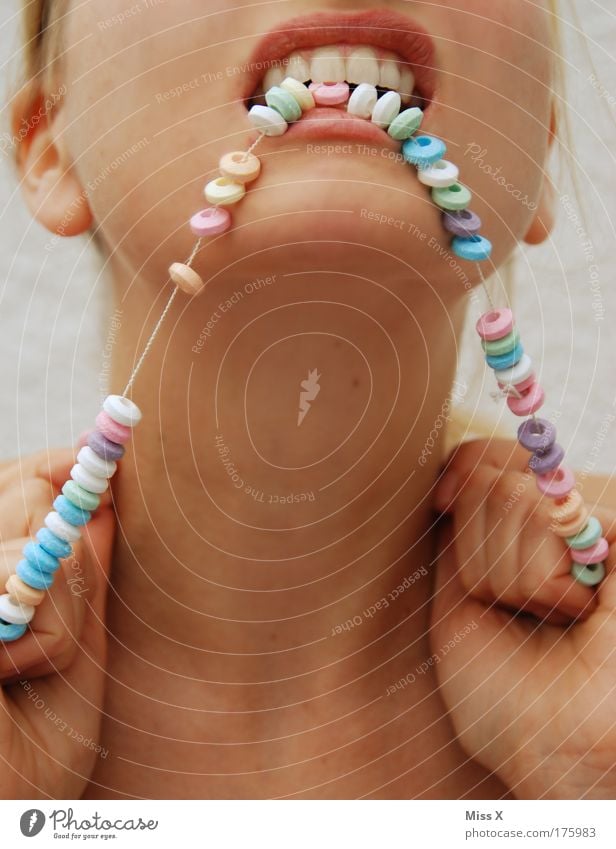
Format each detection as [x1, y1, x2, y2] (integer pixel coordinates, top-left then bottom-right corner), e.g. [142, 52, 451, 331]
[258, 44, 416, 104]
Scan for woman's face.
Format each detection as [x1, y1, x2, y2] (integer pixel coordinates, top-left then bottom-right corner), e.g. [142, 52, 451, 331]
[50, 0, 553, 292]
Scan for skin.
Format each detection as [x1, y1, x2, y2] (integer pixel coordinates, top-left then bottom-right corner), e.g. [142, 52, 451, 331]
[6, 0, 613, 800]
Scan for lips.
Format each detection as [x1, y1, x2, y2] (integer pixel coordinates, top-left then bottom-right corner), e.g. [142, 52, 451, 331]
[241, 9, 437, 107]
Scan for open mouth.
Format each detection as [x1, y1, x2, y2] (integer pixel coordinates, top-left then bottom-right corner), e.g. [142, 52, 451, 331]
[242, 10, 437, 139]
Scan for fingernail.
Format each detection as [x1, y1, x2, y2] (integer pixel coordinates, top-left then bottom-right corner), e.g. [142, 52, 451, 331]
[433, 472, 459, 513]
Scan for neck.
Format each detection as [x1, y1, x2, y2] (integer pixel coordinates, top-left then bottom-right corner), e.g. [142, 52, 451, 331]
[107, 258, 466, 695]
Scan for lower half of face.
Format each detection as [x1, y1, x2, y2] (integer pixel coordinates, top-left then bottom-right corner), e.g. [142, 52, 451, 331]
[63, 0, 553, 299]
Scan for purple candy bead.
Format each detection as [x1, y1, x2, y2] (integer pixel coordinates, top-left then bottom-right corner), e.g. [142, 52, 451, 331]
[88, 429, 125, 462]
[442, 208, 482, 237]
[517, 417, 556, 454]
[529, 442, 565, 474]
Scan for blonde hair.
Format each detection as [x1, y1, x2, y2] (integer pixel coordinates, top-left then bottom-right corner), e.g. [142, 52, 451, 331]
[14, 0, 572, 456]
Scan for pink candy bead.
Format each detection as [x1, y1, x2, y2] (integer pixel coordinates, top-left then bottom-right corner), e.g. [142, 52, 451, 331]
[308, 82, 350, 106]
[498, 373, 536, 394]
[535, 464, 575, 499]
[571, 537, 609, 565]
[476, 309, 514, 341]
[190, 207, 232, 237]
[95, 411, 131, 445]
[506, 381, 545, 416]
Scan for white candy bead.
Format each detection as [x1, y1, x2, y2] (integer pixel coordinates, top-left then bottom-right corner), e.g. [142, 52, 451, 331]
[44, 510, 81, 543]
[248, 104, 288, 136]
[417, 159, 460, 188]
[494, 353, 534, 386]
[103, 394, 142, 427]
[280, 77, 315, 111]
[371, 90, 401, 129]
[347, 83, 377, 119]
[70, 463, 108, 495]
[0, 593, 35, 624]
[77, 446, 117, 479]
[204, 177, 246, 206]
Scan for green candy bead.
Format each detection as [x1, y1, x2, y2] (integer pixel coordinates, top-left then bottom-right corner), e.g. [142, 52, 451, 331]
[566, 515, 603, 550]
[481, 328, 520, 356]
[62, 480, 100, 512]
[432, 182, 472, 211]
[388, 107, 423, 140]
[265, 86, 302, 122]
[571, 560, 605, 587]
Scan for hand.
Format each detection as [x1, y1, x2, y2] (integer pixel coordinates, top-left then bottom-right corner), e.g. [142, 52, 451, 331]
[0, 448, 115, 798]
[430, 438, 616, 799]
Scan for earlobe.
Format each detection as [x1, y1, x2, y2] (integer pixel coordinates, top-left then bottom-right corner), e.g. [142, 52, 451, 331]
[12, 85, 92, 237]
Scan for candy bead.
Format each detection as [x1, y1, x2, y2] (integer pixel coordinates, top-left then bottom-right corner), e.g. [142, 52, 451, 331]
[402, 135, 446, 167]
[23, 541, 60, 574]
[280, 77, 315, 111]
[347, 83, 377, 118]
[204, 177, 246, 207]
[499, 374, 536, 395]
[95, 411, 131, 445]
[70, 463, 108, 495]
[102, 395, 142, 428]
[44, 510, 81, 543]
[309, 81, 350, 107]
[265, 85, 302, 122]
[485, 342, 524, 371]
[566, 515, 603, 550]
[16, 559, 54, 591]
[219, 151, 261, 184]
[5, 574, 45, 607]
[62, 480, 100, 513]
[506, 381, 545, 416]
[481, 328, 520, 356]
[443, 209, 482, 238]
[571, 537, 609, 565]
[248, 104, 288, 136]
[77, 445, 117, 479]
[371, 90, 401, 129]
[387, 107, 423, 140]
[432, 183, 472, 212]
[452, 234, 492, 261]
[476, 309, 514, 341]
[571, 561, 605, 587]
[88, 430, 125, 462]
[190, 207, 232, 237]
[169, 262, 205, 297]
[36, 527, 72, 559]
[0, 620, 27, 641]
[0, 594, 34, 625]
[552, 506, 590, 538]
[517, 417, 556, 454]
[53, 494, 91, 527]
[528, 443, 565, 475]
[417, 159, 459, 188]
[494, 353, 534, 386]
[535, 464, 575, 499]
[549, 489, 584, 524]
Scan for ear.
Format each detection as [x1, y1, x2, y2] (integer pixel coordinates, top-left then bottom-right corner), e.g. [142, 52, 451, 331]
[523, 105, 557, 246]
[12, 83, 92, 236]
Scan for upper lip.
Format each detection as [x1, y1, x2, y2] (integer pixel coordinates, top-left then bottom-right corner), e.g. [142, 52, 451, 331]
[242, 9, 437, 104]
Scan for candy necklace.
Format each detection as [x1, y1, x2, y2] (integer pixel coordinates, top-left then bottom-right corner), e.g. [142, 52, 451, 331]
[0, 78, 605, 643]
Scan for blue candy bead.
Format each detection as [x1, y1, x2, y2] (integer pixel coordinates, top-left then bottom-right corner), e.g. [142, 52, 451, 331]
[53, 494, 91, 527]
[36, 527, 72, 559]
[0, 619, 28, 641]
[23, 541, 60, 574]
[485, 342, 524, 370]
[402, 134, 446, 167]
[451, 234, 493, 262]
[16, 558, 55, 591]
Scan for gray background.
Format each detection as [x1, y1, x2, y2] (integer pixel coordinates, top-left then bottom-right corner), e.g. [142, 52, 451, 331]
[0, 2, 615, 474]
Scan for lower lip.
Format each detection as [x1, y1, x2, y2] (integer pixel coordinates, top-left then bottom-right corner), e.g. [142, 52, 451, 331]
[274, 107, 403, 150]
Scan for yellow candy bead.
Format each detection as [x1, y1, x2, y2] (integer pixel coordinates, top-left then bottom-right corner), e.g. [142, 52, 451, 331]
[169, 263, 205, 297]
[279, 77, 315, 111]
[549, 488, 584, 524]
[551, 505, 589, 538]
[5, 574, 46, 607]
[219, 151, 261, 184]
[204, 177, 246, 206]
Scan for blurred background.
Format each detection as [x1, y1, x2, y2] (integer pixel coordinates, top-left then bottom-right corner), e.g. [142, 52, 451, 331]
[0, 1, 614, 476]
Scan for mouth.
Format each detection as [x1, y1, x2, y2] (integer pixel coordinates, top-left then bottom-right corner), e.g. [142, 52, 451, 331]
[242, 10, 437, 144]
